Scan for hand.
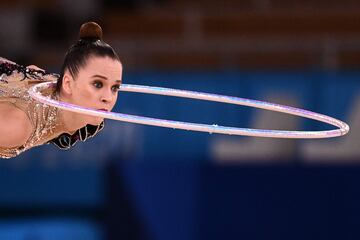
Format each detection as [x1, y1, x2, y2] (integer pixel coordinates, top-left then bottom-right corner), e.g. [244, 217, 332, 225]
[26, 65, 45, 72]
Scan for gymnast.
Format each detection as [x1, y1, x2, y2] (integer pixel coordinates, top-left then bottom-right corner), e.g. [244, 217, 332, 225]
[0, 21, 122, 158]
[1, 21, 349, 159]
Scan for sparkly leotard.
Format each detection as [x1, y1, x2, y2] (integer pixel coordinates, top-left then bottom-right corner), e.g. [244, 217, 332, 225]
[0, 57, 104, 159]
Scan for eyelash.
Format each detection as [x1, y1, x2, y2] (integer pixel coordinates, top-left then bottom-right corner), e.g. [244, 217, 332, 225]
[93, 80, 120, 92]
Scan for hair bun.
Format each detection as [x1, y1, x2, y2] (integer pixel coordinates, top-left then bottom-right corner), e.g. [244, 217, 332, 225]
[79, 22, 103, 41]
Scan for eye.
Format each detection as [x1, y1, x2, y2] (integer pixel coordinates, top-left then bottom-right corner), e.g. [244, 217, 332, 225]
[93, 81, 103, 88]
[112, 84, 121, 92]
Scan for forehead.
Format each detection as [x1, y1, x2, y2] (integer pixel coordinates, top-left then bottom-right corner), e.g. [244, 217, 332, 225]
[81, 56, 122, 79]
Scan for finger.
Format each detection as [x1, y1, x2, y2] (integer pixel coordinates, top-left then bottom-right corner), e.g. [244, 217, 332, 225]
[27, 65, 45, 72]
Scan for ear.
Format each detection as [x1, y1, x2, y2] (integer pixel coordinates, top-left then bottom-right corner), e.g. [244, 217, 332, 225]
[62, 72, 73, 95]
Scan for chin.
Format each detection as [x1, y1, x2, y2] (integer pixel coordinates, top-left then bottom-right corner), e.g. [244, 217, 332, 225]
[87, 116, 104, 126]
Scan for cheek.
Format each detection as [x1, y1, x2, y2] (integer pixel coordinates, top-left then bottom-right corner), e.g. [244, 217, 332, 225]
[114, 92, 119, 102]
[74, 84, 96, 105]
[111, 93, 119, 108]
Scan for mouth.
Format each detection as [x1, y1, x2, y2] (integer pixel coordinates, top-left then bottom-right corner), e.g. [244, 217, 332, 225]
[98, 108, 109, 112]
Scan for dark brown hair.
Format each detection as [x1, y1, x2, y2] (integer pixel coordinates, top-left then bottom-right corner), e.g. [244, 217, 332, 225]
[56, 22, 120, 93]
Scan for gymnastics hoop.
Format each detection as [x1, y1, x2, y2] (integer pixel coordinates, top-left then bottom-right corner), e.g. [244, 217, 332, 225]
[28, 82, 349, 139]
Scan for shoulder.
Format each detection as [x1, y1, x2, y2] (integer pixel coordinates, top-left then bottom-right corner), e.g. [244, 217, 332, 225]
[0, 103, 33, 148]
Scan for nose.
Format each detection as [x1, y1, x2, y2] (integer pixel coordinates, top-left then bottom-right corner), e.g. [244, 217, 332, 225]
[100, 89, 114, 104]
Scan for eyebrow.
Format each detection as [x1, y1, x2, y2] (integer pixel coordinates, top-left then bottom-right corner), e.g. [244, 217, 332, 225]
[91, 74, 121, 83]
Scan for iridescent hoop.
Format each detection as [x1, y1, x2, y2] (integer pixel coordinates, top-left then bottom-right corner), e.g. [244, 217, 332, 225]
[28, 82, 349, 139]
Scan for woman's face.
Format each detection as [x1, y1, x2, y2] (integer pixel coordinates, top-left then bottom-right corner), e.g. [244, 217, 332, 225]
[67, 56, 123, 125]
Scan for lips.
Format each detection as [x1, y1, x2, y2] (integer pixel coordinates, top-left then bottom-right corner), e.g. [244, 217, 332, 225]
[98, 108, 109, 112]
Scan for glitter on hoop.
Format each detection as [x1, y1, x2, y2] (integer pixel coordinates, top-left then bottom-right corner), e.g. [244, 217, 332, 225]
[28, 82, 349, 139]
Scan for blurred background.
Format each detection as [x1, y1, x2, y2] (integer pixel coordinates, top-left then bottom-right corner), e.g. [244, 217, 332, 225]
[0, 0, 360, 239]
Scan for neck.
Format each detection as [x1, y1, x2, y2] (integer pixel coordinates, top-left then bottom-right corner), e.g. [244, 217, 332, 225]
[56, 93, 86, 135]
[58, 110, 84, 135]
